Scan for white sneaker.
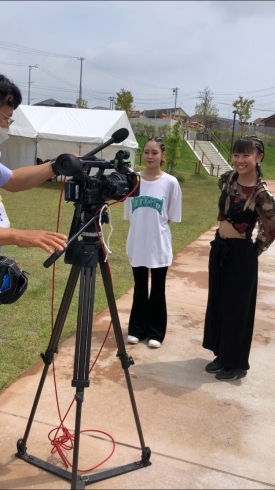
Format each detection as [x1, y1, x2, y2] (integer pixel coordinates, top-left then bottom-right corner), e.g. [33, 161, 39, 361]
[127, 335, 139, 344]
[148, 339, 161, 348]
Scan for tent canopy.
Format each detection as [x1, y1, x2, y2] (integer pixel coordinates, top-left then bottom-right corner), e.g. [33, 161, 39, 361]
[0, 105, 138, 170]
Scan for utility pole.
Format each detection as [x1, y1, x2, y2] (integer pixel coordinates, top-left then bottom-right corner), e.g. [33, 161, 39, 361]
[28, 65, 38, 105]
[172, 88, 178, 116]
[108, 96, 115, 110]
[77, 57, 85, 107]
[230, 110, 237, 159]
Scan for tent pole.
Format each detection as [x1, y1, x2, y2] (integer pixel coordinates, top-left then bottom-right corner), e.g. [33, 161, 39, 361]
[34, 137, 38, 165]
[76, 142, 83, 156]
[32, 137, 41, 165]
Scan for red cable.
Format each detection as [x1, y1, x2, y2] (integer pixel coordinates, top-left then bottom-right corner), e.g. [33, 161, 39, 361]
[47, 178, 134, 472]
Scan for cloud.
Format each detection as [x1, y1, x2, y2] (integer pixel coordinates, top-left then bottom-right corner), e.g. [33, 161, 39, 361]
[210, 0, 275, 22]
[0, 0, 274, 118]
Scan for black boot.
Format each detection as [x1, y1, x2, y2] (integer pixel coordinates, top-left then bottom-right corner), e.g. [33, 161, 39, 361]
[215, 368, 247, 381]
[205, 358, 223, 373]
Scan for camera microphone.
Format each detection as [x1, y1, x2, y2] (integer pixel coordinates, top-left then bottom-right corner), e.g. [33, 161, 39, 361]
[52, 128, 130, 176]
[81, 128, 129, 160]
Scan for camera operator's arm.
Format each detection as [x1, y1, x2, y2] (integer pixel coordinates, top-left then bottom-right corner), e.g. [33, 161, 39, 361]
[2, 161, 56, 192]
[0, 227, 67, 253]
[2, 152, 81, 192]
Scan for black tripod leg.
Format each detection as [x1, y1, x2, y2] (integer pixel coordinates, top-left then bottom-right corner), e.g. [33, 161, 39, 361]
[16, 264, 81, 457]
[15, 238, 150, 489]
[99, 251, 151, 465]
[71, 257, 97, 489]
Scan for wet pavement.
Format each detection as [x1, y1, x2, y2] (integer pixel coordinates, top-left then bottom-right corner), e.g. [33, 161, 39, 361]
[1, 182, 275, 490]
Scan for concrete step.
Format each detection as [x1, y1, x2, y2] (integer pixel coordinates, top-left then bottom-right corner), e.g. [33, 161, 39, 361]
[186, 139, 232, 176]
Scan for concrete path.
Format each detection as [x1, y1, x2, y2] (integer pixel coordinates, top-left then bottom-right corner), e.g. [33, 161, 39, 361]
[1, 183, 275, 490]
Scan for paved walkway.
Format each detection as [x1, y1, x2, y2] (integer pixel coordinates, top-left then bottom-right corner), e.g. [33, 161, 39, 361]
[1, 182, 275, 490]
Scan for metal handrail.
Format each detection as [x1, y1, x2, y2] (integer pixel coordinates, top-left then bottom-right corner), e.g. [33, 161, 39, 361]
[195, 160, 221, 177]
[194, 141, 213, 168]
[210, 132, 231, 162]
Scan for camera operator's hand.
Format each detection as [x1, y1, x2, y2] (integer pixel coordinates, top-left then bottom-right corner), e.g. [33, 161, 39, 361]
[0, 228, 67, 254]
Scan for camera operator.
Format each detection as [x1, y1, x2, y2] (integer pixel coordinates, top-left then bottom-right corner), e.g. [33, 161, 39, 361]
[0, 74, 67, 254]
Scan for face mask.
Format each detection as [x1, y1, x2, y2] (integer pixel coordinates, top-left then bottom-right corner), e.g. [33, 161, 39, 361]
[0, 127, 9, 145]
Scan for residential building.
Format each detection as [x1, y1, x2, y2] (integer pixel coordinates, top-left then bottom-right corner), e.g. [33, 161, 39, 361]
[140, 107, 189, 123]
[32, 99, 77, 108]
[260, 114, 275, 128]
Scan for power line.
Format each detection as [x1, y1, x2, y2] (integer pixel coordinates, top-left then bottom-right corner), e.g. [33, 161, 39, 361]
[0, 41, 78, 59]
[0, 40, 173, 90]
[0, 60, 30, 67]
[84, 59, 172, 90]
[216, 101, 275, 113]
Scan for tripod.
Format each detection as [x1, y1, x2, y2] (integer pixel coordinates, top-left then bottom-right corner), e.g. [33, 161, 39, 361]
[16, 203, 151, 489]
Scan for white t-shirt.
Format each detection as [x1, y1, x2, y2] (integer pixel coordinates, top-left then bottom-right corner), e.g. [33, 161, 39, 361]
[0, 160, 12, 230]
[124, 172, 182, 268]
[0, 159, 12, 187]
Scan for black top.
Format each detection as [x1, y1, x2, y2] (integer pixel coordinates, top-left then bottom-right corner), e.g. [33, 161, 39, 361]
[218, 170, 275, 255]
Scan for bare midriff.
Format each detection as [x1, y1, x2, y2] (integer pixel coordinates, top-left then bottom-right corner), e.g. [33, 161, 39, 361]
[218, 220, 246, 239]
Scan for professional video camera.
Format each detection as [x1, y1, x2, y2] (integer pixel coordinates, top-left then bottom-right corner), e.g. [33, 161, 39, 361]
[52, 128, 140, 205]
[49, 128, 140, 266]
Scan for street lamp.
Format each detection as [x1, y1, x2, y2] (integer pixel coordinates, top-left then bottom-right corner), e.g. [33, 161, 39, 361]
[230, 110, 237, 159]
[28, 65, 38, 105]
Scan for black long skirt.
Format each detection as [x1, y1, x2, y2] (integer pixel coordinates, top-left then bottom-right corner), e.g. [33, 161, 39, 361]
[203, 231, 258, 370]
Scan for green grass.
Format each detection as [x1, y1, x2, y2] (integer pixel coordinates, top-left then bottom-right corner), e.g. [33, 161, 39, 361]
[0, 140, 220, 390]
[212, 140, 275, 180]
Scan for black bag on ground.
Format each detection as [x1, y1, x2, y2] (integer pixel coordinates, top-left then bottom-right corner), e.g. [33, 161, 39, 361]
[0, 256, 28, 305]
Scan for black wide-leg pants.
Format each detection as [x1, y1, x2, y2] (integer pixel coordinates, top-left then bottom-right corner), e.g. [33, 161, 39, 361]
[128, 266, 168, 343]
[203, 232, 258, 370]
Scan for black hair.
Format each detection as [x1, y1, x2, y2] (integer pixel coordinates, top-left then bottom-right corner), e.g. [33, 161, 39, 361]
[232, 135, 264, 179]
[143, 136, 165, 152]
[233, 135, 265, 162]
[0, 74, 22, 109]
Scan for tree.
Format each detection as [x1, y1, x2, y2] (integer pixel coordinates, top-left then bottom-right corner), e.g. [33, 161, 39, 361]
[194, 87, 218, 127]
[165, 120, 182, 174]
[76, 97, 88, 108]
[232, 96, 255, 135]
[115, 90, 134, 118]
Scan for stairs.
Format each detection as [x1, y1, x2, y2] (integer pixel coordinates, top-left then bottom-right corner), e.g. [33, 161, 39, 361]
[186, 138, 232, 177]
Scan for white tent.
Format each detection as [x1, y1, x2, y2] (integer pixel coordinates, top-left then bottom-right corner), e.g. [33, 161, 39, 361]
[0, 105, 138, 170]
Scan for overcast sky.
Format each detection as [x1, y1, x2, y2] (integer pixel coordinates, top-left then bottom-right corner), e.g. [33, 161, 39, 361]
[0, 0, 274, 121]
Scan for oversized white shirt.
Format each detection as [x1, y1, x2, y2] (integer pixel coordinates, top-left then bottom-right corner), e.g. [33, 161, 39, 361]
[0, 158, 12, 187]
[0, 159, 11, 230]
[124, 172, 182, 268]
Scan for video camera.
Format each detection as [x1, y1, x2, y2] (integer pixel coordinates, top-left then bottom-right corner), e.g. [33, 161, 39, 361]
[52, 128, 140, 205]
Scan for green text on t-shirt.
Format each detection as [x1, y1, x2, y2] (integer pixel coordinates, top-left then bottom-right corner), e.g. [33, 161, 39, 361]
[131, 196, 164, 215]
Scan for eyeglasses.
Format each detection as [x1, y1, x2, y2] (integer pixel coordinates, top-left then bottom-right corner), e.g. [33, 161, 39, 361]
[0, 110, 14, 127]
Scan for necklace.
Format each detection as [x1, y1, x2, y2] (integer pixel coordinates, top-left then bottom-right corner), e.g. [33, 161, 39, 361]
[236, 180, 256, 188]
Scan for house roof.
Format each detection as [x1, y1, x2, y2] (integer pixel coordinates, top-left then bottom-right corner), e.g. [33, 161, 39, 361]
[215, 116, 239, 123]
[253, 117, 265, 125]
[261, 113, 275, 122]
[33, 99, 61, 106]
[33, 99, 77, 108]
[189, 114, 203, 122]
[141, 107, 189, 118]
[91, 106, 109, 110]
[190, 115, 239, 124]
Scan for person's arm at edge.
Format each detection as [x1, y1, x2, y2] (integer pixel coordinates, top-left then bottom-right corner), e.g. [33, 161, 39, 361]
[0, 227, 67, 253]
[2, 161, 55, 192]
